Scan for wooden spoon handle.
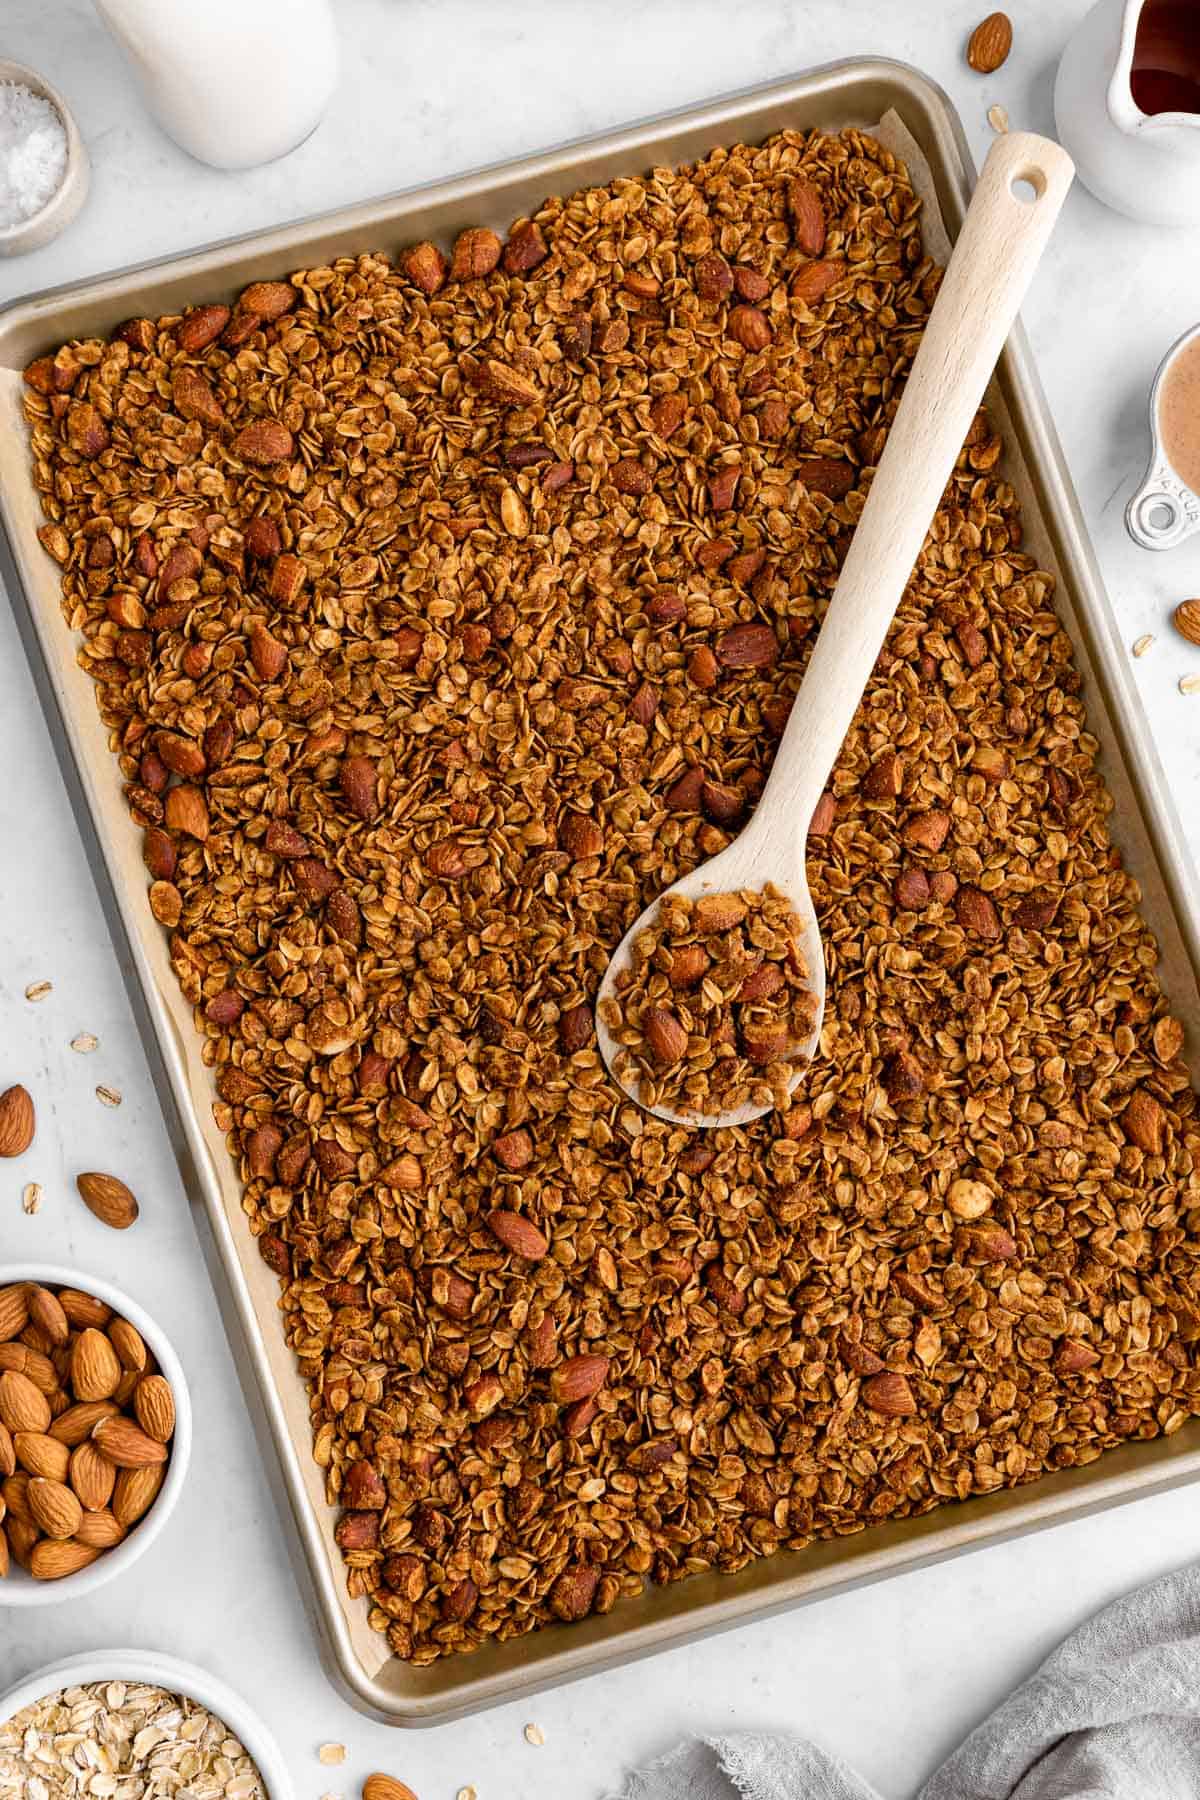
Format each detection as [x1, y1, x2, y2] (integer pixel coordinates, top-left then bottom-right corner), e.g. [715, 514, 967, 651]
[756, 130, 1074, 837]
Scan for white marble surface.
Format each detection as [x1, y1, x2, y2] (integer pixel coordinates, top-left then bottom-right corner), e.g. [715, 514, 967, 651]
[3, 1, 1200, 1794]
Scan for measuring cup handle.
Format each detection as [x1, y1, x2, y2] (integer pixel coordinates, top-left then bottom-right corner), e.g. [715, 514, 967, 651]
[1126, 468, 1199, 550]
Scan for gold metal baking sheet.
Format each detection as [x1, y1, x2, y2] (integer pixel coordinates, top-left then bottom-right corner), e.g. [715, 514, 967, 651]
[2, 58, 1199, 1725]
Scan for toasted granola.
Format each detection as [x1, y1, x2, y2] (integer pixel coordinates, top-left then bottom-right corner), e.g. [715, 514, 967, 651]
[601, 885, 817, 1113]
[20, 124, 1200, 1669]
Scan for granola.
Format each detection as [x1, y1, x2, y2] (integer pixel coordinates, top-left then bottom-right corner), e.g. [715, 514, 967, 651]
[601, 885, 817, 1113]
[20, 124, 1200, 1669]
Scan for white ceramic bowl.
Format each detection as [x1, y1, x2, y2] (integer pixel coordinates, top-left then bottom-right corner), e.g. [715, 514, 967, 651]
[0, 59, 90, 256]
[0, 1264, 191, 1605]
[0, 1649, 293, 1800]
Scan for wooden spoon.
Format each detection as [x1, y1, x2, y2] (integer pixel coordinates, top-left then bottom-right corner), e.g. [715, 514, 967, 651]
[596, 130, 1074, 1129]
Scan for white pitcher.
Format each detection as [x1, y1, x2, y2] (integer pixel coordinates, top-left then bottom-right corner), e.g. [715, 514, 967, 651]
[92, 0, 339, 170]
[1055, 0, 1200, 224]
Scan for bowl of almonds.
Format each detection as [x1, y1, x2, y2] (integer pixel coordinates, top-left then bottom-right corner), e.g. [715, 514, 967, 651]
[0, 1266, 191, 1602]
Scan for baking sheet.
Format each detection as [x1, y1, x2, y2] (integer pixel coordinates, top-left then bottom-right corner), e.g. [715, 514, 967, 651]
[2, 60, 1200, 1725]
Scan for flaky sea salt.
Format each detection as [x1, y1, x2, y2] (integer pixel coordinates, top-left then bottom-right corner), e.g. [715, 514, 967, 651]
[0, 82, 67, 229]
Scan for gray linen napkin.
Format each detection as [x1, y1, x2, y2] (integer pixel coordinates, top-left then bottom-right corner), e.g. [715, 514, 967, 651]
[614, 1564, 1200, 1800]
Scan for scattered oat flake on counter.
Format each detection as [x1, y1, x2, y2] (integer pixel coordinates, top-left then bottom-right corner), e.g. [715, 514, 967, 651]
[523, 1724, 546, 1748]
[318, 1744, 348, 1765]
[95, 1084, 122, 1107]
[987, 104, 1009, 133]
[70, 1031, 99, 1053]
[1133, 633, 1155, 658]
[21, 1180, 42, 1213]
[1179, 673, 1200, 694]
[457, 1787, 478, 1800]
[24, 979, 51, 1002]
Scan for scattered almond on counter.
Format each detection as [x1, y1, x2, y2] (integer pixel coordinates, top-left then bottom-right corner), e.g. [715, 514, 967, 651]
[363, 1776, 418, 1800]
[967, 11, 1013, 72]
[75, 1171, 139, 1230]
[0, 1280, 176, 1578]
[0, 1085, 35, 1158]
[1173, 599, 1200, 644]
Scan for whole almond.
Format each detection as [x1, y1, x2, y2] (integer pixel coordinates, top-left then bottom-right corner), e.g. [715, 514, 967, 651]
[861, 1371, 917, 1416]
[69, 1440, 116, 1511]
[967, 11, 1013, 72]
[92, 1415, 169, 1468]
[49, 1399, 119, 1446]
[0, 1422, 14, 1478]
[0, 1285, 29, 1343]
[716, 622, 779, 669]
[76, 1173, 139, 1231]
[155, 731, 207, 779]
[4, 1470, 32, 1520]
[796, 456, 856, 498]
[955, 885, 1001, 940]
[165, 784, 210, 841]
[1174, 599, 1200, 646]
[75, 1507, 126, 1549]
[787, 177, 826, 256]
[727, 305, 772, 351]
[171, 367, 224, 430]
[550, 1353, 611, 1404]
[133, 1375, 176, 1444]
[29, 1476, 83, 1539]
[486, 1210, 549, 1260]
[249, 621, 289, 681]
[234, 419, 294, 465]
[13, 1431, 70, 1482]
[790, 259, 844, 305]
[0, 1370, 51, 1434]
[112, 1461, 165, 1526]
[31, 1537, 101, 1581]
[25, 1286, 69, 1347]
[401, 242, 448, 295]
[108, 1317, 149, 1373]
[362, 1777, 418, 1800]
[7, 1515, 39, 1568]
[339, 754, 379, 820]
[177, 303, 230, 353]
[0, 1085, 35, 1157]
[72, 1329, 122, 1402]
[239, 280, 296, 320]
[0, 1527, 7, 1577]
[644, 1006, 689, 1065]
[450, 227, 502, 281]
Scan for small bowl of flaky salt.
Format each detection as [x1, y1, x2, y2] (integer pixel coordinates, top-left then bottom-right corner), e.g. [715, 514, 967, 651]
[0, 61, 89, 256]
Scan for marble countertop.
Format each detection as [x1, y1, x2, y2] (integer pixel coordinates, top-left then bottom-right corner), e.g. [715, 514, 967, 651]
[4, 2, 1200, 1794]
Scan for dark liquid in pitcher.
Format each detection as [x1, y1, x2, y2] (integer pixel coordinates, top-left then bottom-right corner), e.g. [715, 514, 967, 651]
[1131, 0, 1200, 113]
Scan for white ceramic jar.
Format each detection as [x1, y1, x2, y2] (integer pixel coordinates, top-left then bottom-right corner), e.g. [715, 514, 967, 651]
[91, 0, 339, 170]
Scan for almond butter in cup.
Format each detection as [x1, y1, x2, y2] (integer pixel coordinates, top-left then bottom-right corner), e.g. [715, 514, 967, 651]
[600, 884, 819, 1116]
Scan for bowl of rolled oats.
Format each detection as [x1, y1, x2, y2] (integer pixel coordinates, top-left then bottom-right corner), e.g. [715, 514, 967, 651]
[0, 1266, 192, 1606]
[0, 1650, 291, 1800]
